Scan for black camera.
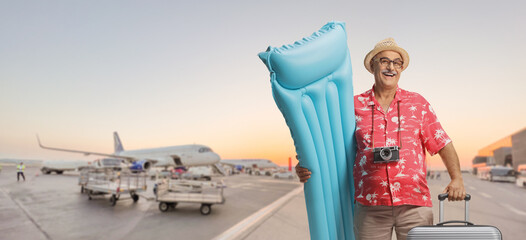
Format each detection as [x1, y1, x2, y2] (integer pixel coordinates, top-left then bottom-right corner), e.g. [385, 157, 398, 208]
[373, 146, 400, 163]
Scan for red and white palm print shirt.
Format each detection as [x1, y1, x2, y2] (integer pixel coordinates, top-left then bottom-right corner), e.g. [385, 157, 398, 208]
[353, 86, 451, 207]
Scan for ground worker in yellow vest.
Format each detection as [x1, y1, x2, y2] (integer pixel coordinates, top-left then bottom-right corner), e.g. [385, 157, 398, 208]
[17, 162, 25, 181]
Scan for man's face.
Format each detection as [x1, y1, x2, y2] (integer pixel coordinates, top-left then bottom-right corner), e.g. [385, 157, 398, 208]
[372, 50, 403, 89]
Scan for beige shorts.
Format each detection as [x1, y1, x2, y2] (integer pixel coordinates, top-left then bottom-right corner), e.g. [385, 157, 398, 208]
[353, 203, 433, 240]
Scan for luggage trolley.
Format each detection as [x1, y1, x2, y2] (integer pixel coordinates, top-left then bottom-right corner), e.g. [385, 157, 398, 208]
[155, 179, 225, 215]
[78, 167, 147, 206]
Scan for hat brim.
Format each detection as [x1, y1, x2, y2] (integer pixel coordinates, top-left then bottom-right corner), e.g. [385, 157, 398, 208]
[364, 46, 409, 74]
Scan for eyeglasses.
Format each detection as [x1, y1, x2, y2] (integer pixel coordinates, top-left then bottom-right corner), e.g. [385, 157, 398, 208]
[376, 57, 403, 69]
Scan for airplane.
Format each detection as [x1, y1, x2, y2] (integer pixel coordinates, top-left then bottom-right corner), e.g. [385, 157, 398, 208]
[220, 159, 279, 176]
[41, 160, 89, 174]
[37, 132, 222, 172]
[40, 158, 128, 174]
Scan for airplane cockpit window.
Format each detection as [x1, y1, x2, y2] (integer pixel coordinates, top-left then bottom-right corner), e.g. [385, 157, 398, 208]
[198, 147, 212, 153]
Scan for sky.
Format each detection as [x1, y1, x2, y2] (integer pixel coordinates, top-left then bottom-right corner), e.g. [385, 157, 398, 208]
[1, 1, 525, 170]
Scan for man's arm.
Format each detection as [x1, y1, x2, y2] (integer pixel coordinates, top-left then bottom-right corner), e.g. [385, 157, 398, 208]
[438, 142, 466, 201]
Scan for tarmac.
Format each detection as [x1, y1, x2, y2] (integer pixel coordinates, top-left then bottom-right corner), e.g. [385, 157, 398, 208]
[214, 185, 310, 240]
[241, 187, 396, 240]
[2, 165, 524, 240]
[243, 187, 310, 240]
[235, 171, 526, 240]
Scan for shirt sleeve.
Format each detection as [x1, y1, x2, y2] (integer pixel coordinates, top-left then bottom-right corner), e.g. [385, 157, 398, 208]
[419, 98, 451, 156]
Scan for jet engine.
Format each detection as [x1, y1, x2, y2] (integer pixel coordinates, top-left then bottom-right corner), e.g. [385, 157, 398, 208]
[130, 159, 152, 172]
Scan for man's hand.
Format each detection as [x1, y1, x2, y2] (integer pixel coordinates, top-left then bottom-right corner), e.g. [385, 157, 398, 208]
[295, 163, 311, 183]
[438, 143, 466, 201]
[442, 177, 466, 201]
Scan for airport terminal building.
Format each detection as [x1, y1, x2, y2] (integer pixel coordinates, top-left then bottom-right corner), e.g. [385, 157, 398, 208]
[512, 129, 526, 170]
[472, 127, 526, 173]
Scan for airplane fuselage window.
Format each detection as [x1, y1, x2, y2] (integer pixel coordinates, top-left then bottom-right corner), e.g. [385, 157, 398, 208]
[198, 147, 212, 153]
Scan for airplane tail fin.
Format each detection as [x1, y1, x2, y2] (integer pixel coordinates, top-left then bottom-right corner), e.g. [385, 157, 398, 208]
[113, 132, 124, 153]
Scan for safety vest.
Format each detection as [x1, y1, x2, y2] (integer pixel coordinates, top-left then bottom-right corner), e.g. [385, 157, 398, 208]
[17, 164, 25, 173]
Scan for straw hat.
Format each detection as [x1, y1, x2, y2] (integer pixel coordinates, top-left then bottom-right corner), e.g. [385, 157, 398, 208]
[364, 37, 409, 74]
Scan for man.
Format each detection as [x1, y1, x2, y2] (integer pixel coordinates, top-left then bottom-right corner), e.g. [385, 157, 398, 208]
[17, 162, 26, 181]
[296, 38, 465, 240]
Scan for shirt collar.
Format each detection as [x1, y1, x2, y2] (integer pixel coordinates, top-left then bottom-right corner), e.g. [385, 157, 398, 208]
[367, 84, 406, 106]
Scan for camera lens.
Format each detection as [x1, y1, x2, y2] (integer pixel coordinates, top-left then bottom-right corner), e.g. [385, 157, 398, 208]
[380, 148, 392, 161]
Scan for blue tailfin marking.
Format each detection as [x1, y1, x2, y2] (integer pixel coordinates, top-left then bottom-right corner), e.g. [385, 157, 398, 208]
[113, 132, 124, 153]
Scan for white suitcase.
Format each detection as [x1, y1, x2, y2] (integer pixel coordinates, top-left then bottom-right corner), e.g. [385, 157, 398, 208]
[407, 193, 502, 240]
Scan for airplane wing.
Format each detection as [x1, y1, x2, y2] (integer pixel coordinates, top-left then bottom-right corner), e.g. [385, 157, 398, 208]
[36, 135, 158, 164]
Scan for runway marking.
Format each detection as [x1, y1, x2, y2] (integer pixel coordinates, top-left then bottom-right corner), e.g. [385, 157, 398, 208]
[136, 193, 155, 201]
[257, 179, 301, 184]
[480, 192, 492, 199]
[228, 183, 255, 189]
[500, 203, 526, 216]
[212, 185, 303, 240]
[0, 188, 51, 240]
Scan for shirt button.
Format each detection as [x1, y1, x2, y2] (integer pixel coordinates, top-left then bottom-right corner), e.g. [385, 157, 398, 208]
[388, 166, 391, 169]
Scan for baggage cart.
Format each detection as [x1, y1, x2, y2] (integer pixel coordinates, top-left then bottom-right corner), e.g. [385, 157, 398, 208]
[155, 179, 225, 215]
[407, 193, 502, 239]
[78, 167, 147, 206]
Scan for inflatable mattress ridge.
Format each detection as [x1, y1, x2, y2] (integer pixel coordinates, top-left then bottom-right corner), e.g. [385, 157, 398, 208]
[274, 21, 344, 53]
[258, 22, 348, 90]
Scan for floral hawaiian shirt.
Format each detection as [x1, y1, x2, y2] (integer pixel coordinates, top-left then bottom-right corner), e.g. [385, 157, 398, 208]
[353, 86, 451, 207]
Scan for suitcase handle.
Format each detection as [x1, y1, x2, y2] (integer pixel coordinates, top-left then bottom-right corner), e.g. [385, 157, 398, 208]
[438, 193, 471, 201]
[436, 220, 474, 226]
[438, 193, 471, 224]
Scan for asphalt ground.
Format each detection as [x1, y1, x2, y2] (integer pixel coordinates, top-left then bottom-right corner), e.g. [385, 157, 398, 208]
[1, 166, 525, 240]
[0, 166, 301, 240]
[245, 172, 526, 240]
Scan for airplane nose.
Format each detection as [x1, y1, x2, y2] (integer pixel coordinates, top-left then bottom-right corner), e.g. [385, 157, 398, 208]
[205, 152, 220, 164]
[212, 152, 221, 162]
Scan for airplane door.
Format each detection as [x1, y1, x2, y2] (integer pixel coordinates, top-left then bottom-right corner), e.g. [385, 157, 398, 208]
[171, 155, 183, 166]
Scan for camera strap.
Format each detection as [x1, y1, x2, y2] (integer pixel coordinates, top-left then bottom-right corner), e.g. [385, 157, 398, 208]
[371, 101, 402, 149]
